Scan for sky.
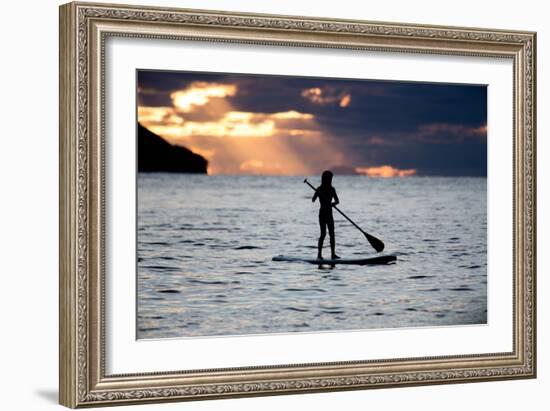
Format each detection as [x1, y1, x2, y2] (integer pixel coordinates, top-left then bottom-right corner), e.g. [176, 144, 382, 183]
[137, 70, 487, 177]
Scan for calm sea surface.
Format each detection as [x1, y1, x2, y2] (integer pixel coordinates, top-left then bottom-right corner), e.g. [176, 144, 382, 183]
[137, 174, 487, 339]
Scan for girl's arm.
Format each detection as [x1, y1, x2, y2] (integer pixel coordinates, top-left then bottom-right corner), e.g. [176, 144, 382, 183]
[312, 188, 319, 202]
[332, 188, 340, 206]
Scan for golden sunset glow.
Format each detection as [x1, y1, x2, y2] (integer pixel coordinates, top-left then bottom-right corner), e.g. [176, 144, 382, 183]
[339, 94, 351, 107]
[138, 81, 343, 175]
[142, 110, 320, 140]
[238, 159, 284, 175]
[171, 82, 237, 112]
[270, 110, 314, 120]
[138, 73, 486, 176]
[288, 129, 322, 137]
[301, 87, 322, 102]
[138, 106, 180, 124]
[355, 166, 417, 178]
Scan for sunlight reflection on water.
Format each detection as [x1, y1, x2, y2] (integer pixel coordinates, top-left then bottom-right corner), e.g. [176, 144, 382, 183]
[137, 174, 487, 339]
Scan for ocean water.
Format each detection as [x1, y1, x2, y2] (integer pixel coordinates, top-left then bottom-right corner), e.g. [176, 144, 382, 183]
[137, 174, 487, 339]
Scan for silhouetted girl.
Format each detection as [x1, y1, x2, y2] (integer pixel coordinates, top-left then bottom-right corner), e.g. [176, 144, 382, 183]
[312, 170, 340, 260]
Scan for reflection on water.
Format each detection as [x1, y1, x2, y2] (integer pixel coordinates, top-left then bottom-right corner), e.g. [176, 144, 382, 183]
[137, 174, 487, 339]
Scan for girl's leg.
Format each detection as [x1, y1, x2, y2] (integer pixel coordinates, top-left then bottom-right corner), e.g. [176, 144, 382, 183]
[328, 216, 338, 259]
[318, 214, 326, 259]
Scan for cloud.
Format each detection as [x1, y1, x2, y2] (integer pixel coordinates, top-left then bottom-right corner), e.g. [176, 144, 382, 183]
[140, 109, 318, 140]
[416, 123, 487, 143]
[338, 122, 488, 154]
[137, 72, 487, 176]
[339, 94, 351, 107]
[355, 165, 417, 178]
[137, 86, 162, 95]
[140, 83, 318, 141]
[301, 87, 351, 107]
[367, 136, 389, 146]
[138, 106, 183, 126]
[270, 110, 314, 120]
[170, 82, 237, 112]
[138, 81, 345, 175]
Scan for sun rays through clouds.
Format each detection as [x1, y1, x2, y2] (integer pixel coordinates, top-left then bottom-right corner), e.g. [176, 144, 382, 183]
[137, 71, 487, 176]
[138, 80, 343, 175]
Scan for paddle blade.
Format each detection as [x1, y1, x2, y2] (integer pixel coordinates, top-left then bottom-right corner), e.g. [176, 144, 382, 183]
[365, 232, 385, 252]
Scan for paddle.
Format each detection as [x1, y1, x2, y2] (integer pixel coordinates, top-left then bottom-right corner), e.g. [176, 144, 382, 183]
[304, 178, 385, 252]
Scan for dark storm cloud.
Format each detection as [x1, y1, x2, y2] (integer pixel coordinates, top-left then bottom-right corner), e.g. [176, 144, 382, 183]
[137, 70, 487, 176]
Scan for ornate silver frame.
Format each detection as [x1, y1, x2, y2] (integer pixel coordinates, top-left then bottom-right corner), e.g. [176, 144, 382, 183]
[59, 1, 536, 408]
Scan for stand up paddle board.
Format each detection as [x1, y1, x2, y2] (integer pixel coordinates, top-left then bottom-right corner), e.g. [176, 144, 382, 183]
[272, 255, 396, 265]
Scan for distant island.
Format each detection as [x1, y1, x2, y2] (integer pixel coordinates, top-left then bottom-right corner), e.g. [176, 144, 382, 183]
[138, 123, 208, 173]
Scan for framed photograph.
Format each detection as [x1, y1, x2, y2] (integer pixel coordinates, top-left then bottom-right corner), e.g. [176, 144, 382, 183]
[59, 2, 536, 408]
